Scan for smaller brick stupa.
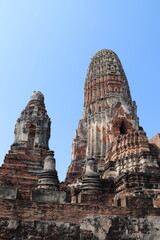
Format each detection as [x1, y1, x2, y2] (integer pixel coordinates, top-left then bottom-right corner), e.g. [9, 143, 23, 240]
[32, 150, 66, 204]
[79, 158, 102, 203]
[37, 150, 59, 190]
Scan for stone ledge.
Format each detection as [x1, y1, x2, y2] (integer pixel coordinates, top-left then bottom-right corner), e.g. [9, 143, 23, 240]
[31, 189, 66, 203]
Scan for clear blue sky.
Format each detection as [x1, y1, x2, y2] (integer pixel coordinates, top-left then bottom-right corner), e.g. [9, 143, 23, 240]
[0, 0, 160, 181]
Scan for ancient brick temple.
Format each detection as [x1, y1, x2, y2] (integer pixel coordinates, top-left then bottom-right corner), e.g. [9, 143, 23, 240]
[0, 49, 160, 240]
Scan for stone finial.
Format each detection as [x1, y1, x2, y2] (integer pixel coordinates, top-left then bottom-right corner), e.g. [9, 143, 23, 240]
[37, 150, 59, 190]
[30, 91, 44, 102]
[43, 150, 55, 171]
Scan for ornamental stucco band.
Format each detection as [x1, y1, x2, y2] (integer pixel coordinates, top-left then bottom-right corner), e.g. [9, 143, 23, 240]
[0, 49, 160, 240]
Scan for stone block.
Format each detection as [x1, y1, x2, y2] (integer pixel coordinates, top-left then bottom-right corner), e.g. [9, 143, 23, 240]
[8, 219, 20, 230]
[0, 186, 17, 200]
[31, 189, 66, 203]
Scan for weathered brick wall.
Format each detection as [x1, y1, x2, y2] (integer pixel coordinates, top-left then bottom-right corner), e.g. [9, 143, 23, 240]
[0, 148, 48, 200]
[0, 199, 160, 239]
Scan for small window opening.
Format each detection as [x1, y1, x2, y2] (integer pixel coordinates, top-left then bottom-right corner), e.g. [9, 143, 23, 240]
[28, 132, 35, 149]
[120, 121, 127, 134]
[117, 199, 121, 206]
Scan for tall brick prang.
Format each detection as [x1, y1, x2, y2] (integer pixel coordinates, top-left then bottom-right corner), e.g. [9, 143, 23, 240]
[66, 49, 139, 183]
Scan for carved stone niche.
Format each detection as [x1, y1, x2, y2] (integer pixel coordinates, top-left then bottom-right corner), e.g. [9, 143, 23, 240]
[113, 190, 153, 208]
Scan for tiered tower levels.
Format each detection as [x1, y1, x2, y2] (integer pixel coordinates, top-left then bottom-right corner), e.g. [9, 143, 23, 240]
[66, 49, 139, 182]
[0, 91, 50, 199]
